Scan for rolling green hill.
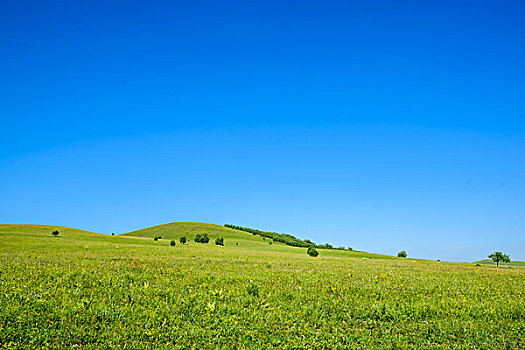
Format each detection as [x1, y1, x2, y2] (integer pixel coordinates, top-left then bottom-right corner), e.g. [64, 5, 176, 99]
[124, 222, 253, 242]
[0, 222, 394, 260]
[123, 222, 395, 259]
[0, 224, 101, 238]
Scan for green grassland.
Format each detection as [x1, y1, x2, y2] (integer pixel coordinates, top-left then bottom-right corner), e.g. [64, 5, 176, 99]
[0, 223, 524, 349]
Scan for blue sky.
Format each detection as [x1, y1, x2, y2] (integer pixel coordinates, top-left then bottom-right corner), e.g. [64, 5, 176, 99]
[1, 0, 524, 261]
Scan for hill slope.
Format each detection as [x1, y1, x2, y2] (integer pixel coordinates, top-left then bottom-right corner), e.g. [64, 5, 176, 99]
[124, 222, 245, 240]
[0, 224, 101, 238]
[123, 222, 396, 259]
[123, 222, 302, 251]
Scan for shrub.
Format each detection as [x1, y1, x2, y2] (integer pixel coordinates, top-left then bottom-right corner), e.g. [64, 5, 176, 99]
[111, 233, 115, 236]
[179, 236, 187, 244]
[215, 237, 224, 246]
[194, 233, 209, 244]
[398, 251, 407, 258]
[154, 237, 158, 241]
[51, 230, 59, 237]
[307, 247, 319, 257]
[170, 240, 176, 246]
[269, 241, 272, 245]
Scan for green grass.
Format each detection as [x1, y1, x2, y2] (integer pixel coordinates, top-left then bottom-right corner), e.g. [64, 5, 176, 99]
[1, 223, 524, 349]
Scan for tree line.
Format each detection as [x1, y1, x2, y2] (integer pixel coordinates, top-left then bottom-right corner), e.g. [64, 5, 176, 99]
[224, 224, 352, 251]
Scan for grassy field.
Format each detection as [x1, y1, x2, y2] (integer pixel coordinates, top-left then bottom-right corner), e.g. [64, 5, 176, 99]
[0, 223, 523, 349]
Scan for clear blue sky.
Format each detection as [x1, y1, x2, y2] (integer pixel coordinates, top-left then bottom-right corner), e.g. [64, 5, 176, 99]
[1, 0, 524, 262]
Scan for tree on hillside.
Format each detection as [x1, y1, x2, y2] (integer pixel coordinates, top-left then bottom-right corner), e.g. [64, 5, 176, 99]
[51, 230, 59, 237]
[195, 233, 209, 244]
[215, 237, 224, 246]
[488, 252, 510, 267]
[180, 236, 187, 244]
[397, 251, 407, 258]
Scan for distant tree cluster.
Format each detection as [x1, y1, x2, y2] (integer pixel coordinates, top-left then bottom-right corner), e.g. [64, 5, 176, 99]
[179, 236, 187, 244]
[397, 251, 407, 258]
[224, 224, 352, 251]
[194, 233, 209, 244]
[224, 224, 310, 247]
[215, 237, 224, 246]
[317, 243, 334, 249]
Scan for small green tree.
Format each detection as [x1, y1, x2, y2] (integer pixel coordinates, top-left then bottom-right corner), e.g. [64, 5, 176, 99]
[215, 237, 224, 246]
[488, 252, 510, 267]
[397, 251, 407, 258]
[179, 236, 187, 244]
[154, 237, 158, 241]
[195, 233, 209, 244]
[307, 246, 319, 257]
[170, 240, 176, 246]
[51, 230, 59, 237]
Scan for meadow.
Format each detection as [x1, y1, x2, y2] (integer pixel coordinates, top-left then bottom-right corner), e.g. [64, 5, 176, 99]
[0, 223, 523, 349]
